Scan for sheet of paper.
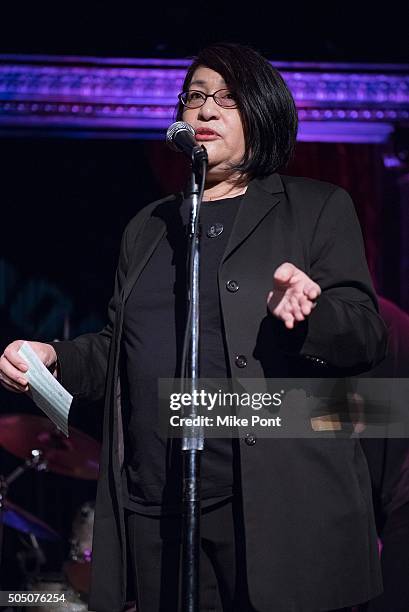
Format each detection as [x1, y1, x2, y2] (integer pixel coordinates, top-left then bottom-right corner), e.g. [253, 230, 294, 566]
[17, 342, 72, 437]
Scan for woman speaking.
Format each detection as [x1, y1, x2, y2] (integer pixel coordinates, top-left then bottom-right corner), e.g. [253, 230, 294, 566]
[0, 43, 387, 612]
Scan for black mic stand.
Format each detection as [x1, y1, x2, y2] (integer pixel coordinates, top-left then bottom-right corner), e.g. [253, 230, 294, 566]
[181, 145, 207, 612]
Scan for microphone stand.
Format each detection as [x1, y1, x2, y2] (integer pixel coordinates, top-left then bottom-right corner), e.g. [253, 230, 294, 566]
[181, 146, 207, 612]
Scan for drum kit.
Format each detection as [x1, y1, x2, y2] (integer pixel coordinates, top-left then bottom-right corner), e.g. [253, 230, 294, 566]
[0, 414, 101, 611]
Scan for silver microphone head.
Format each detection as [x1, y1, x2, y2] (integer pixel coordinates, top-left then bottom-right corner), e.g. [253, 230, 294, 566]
[166, 121, 195, 152]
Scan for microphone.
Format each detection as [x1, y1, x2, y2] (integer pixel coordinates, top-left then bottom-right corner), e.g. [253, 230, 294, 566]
[166, 121, 208, 165]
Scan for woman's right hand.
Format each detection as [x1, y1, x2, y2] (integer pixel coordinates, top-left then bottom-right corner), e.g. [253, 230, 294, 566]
[0, 340, 57, 393]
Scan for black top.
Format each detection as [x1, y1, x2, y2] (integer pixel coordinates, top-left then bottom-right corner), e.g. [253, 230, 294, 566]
[121, 194, 243, 514]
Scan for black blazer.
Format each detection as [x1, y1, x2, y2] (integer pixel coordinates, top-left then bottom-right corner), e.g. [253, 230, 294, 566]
[54, 173, 387, 612]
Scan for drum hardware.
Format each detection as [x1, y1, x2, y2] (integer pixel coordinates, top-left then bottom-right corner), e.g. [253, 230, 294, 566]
[63, 502, 95, 595]
[0, 413, 100, 590]
[16, 533, 46, 581]
[0, 414, 101, 480]
[0, 452, 60, 576]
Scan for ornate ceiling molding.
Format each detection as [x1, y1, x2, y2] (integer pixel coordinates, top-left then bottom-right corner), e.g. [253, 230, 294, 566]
[0, 54, 408, 143]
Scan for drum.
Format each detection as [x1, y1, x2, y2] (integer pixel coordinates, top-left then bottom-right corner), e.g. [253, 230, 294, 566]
[64, 502, 94, 595]
[26, 575, 87, 612]
[69, 502, 94, 563]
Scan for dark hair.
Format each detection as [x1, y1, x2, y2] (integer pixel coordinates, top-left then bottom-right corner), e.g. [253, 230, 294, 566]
[176, 43, 298, 180]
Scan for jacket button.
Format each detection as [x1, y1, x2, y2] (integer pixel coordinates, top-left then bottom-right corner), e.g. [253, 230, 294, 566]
[235, 354, 247, 368]
[226, 280, 239, 292]
[244, 433, 257, 446]
[207, 223, 224, 238]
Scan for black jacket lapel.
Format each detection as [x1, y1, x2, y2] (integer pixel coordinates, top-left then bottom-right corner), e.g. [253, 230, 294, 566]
[122, 215, 166, 303]
[221, 173, 284, 264]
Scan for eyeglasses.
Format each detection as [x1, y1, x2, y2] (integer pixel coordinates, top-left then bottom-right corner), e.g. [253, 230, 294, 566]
[178, 89, 238, 109]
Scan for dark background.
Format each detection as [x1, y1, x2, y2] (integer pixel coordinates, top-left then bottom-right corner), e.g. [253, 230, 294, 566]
[1, 0, 408, 62]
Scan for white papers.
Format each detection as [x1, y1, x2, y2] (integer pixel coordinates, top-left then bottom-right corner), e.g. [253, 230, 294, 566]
[17, 342, 72, 437]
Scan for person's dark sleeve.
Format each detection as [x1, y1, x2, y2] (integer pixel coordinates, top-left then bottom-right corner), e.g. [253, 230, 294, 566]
[49, 221, 132, 403]
[277, 186, 388, 374]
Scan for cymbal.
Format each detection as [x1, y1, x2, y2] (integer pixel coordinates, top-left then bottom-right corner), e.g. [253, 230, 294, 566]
[0, 414, 100, 480]
[2, 499, 60, 541]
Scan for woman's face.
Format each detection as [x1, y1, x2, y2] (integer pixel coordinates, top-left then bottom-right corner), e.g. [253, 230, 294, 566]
[182, 66, 246, 180]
